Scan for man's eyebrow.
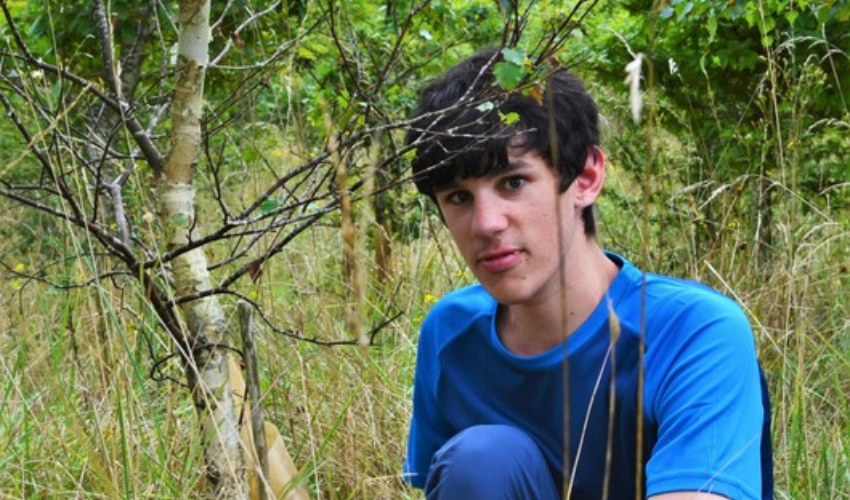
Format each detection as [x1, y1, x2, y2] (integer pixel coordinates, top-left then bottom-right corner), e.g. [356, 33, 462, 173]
[432, 157, 535, 194]
[433, 179, 460, 193]
[503, 157, 534, 172]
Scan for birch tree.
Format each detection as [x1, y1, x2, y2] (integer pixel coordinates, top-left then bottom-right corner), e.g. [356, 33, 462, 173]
[159, 1, 249, 496]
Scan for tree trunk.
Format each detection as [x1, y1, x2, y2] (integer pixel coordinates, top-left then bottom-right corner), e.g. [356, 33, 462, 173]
[157, 1, 248, 497]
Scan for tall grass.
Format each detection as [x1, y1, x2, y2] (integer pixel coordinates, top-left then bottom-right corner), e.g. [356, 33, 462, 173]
[0, 194, 464, 499]
[2, 158, 846, 499]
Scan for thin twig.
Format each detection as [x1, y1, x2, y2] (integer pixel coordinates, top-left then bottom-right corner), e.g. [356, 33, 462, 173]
[92, 0, 125, 103]
[210, 1, 283, 66]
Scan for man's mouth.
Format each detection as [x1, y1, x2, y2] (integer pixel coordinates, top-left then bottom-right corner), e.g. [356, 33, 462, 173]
[477, 248, 523, 273]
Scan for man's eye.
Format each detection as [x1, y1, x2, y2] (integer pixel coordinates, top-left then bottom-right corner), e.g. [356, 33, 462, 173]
[504, 177, 526, 190]
[446, 191, 472, 205]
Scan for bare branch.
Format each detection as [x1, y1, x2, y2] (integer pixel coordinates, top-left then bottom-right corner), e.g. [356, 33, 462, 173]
[211, 0, 237, 31]
[372, 0, 433, 95]
[241, 296, 405, 347]
[92, 0, 125, 102]
[118, 1, 159, 99]
[1, 260, 133, 291]
[210, 0, 283, 66]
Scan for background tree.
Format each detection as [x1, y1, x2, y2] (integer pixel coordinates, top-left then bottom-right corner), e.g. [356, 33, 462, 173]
[583, 0, 848, 268]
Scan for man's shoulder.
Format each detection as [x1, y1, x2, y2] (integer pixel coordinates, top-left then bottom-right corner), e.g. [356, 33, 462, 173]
[632, 272, 755, 363]
[611, 253, 738, 305]
[642, 272, 745, 318]
[428, 284, 495, 320]
[417, 284, 495, 356]
[609, 256, 751, 345]
[609, 254, 742, 317]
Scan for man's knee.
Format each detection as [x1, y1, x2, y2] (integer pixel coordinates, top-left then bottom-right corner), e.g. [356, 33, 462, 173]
[425, 425, 558, 500]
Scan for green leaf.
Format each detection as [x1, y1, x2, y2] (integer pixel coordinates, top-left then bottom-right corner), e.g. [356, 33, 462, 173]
[50, 80, 62, 103]
[785, 10, 799, 25]
[501, 47, 527, 66]
[476, 101, 495, 112]
[260, 198, 283, 215]
[297, 45, 316, 61]
[493, 61, 525, 90]
[403, 148, 417, 164]
[660, 7, 674, 19]
[761, 15, 776, 33]
[500, 111, 520, 125]
[744, 6, 757, 27]
[817, 5, 831, 24]
[173, 213, 188, 227]
[677, 2, 694, 21]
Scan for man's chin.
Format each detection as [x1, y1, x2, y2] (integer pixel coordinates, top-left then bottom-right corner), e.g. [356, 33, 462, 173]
[479, 281, 530, 307]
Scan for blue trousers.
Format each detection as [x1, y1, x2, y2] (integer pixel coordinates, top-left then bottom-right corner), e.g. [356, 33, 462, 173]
[424, 425, 559, 500]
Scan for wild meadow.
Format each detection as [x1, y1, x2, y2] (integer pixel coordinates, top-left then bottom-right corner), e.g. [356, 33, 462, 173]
[1, 1, 847, 499]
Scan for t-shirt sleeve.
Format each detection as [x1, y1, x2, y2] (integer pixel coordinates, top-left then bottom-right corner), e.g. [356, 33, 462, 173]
[645, 293, 764, 500]
[404, 317, 454, 489]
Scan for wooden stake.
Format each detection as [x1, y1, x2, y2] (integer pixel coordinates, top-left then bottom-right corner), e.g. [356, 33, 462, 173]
[239, 301, 271, 500]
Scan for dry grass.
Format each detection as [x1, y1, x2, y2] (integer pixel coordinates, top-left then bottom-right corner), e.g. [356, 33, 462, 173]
[2, 174, 846, 499]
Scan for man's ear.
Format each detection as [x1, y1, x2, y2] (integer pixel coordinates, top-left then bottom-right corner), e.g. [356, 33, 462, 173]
[571, 147, 605, 207]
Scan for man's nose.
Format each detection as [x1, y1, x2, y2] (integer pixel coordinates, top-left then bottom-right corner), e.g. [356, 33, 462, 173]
[470, 195, 508, 237]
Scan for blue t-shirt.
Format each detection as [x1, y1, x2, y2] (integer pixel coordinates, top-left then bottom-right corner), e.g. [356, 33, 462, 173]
[406, 254, 769, 499]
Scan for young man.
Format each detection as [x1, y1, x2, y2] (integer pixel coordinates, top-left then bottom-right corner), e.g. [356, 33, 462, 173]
[403, 49, 773, 500]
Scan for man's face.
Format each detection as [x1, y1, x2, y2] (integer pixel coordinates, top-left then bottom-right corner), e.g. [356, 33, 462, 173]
[434, 150, 585, 307]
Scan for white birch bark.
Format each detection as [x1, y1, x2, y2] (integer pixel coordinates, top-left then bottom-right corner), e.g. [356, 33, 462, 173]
[157, 1, 247, 497]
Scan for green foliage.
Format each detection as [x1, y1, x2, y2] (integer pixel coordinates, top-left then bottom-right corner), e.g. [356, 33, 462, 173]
[493, 47, 529, 90]
[259, 197, 284, 214]
[579, 0, 848, 258]
[3, 1, 175, 84]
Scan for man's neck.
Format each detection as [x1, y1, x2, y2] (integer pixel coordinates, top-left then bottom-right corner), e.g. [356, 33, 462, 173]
[497, 243, 619, 357]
